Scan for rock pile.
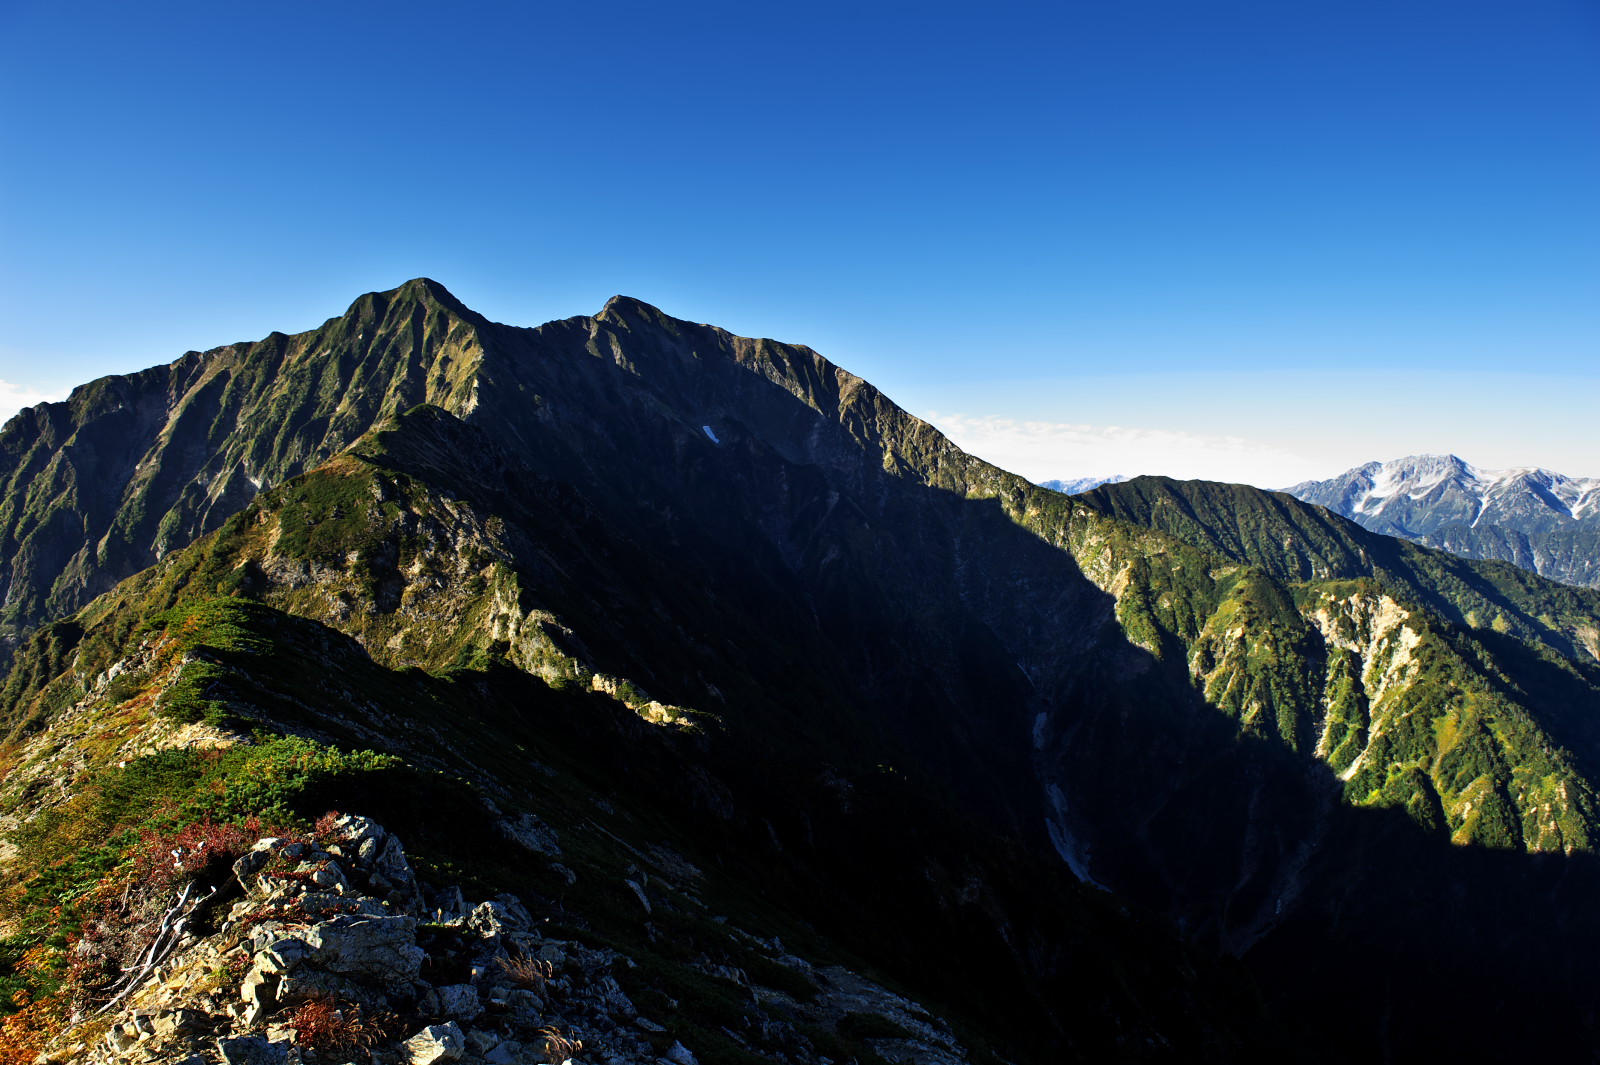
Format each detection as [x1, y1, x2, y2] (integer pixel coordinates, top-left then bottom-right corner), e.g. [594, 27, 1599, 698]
[37, 815, 977, 1065]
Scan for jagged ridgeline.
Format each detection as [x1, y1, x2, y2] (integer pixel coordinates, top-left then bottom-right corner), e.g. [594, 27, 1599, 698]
[0, 281, 485, 661]
[1285, 455, 1600, 590]
[2, 280, 1600, 1062]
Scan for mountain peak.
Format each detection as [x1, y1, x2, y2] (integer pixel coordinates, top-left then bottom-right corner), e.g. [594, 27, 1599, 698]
[344, 277, 477, 321]
[1039, 474, 1129, 495]
[396, 276, 457, 300]
[1286, 452, 1600, 587]
[598, 294, 672, 322]
[1393, 452, 1471, 473]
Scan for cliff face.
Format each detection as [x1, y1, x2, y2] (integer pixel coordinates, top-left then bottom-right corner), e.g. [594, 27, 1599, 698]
[6, 282, 1600, 1061]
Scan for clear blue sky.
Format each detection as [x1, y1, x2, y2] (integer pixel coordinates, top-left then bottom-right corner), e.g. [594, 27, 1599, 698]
[3, 1, 1596, 485]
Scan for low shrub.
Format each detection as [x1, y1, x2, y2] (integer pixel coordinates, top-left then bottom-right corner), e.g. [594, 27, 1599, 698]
[286, 994, 397, 1056]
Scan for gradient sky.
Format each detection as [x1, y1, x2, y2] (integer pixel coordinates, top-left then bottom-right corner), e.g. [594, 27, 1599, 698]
[2, 0, 1596, 487]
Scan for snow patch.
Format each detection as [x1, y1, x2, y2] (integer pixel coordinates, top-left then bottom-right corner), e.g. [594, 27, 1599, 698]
[1310, 454, 1600, 529]
[1038, 474, 1128, 495]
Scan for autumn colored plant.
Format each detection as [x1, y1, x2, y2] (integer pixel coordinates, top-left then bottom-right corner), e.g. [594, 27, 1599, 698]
[496, 954, 554, 991]
[538, 1025, 584, 1065]
[285, 994, 396, 1057]
[70, 816, 301, 1015]
[313, 809, 346, 842]
[0, 981, 65, 1065]
[131, 815, 293, 890]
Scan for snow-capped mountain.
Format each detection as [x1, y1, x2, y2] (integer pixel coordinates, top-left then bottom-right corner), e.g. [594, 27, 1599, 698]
[1039, 474, 1130, 495]
[1286, 454, 1600, 589]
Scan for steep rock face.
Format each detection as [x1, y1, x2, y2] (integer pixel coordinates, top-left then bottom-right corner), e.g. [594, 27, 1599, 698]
[0, 279, 485, 658]
[1286, 454, 1600, 588]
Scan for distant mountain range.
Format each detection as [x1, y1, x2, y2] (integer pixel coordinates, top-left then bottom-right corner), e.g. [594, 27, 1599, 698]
[1038, 474, 1129, 494]
[1286, 454, 1600, 589]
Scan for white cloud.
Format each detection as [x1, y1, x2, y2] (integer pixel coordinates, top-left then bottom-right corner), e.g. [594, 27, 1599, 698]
[920, 411, 1317, 490]
[0, 380, 64, 425]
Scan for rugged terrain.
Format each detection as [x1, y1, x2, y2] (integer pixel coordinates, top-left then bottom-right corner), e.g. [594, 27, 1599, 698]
[1286, 453, 1600, 588]
[3, 282, 1600, 1062]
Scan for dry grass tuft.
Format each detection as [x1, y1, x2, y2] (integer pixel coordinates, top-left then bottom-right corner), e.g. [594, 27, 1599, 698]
[285, 994, 396, 1055]
[538, 1025, 584, 1064]
[497, 954, 555, 991]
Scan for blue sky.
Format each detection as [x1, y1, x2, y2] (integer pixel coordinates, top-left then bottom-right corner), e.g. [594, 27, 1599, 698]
[2, 0, 1596, 486]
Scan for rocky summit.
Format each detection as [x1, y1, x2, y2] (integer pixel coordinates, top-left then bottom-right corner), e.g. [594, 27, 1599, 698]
[3, 281, 1600, 1063]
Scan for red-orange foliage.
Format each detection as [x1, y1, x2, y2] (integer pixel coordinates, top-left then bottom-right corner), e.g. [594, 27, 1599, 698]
[285, 994, 396, 1056]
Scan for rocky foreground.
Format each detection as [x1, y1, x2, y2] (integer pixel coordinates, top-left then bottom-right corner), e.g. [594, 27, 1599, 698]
[40, 813, 973, 1065]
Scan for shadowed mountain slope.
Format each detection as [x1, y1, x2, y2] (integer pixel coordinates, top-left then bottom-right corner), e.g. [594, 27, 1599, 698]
[4, 283, 1600, 1061]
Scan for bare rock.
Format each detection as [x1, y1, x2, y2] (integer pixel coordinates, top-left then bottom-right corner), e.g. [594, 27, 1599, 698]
[304, 914, 425, 982]
[431, 885, 468, 924]
[403, 1021, 466, 1064]
[485, 1040, 532, 1065]
[256, 937, 311, 974]
[419, 982, 483, 1022]
[469, 898, 530, 938]
[216, 1036, 290, 1065]
[499, 812, 561, 856]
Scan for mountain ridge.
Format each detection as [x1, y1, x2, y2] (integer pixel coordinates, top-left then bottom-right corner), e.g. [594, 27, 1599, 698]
[1285, 453, 1600, 588]
[6, 282, 1600, 1059]
[1038, 475, 1128, 495]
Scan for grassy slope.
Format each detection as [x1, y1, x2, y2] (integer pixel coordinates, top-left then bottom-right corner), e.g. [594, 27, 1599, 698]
[1068, 475, 1600, 853]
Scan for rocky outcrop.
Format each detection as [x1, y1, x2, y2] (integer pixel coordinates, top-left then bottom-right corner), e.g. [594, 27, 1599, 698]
[42, 814, 981, 1065]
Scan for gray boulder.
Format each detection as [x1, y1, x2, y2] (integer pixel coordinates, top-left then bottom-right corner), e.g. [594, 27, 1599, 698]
[256, 937, 311, 974]
[419, 982, 483, 1022]
[403, 1021, 467, 1064]
[486, 1040, 532, 1065]
[304, 914, 425, 982]
[469, 898, 531, 938]
[431, 885, 469, 924]
[216, 1036, 290, 1065]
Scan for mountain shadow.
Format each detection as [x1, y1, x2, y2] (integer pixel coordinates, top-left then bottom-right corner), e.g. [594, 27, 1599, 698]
[5, 282, 1600, 1062]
